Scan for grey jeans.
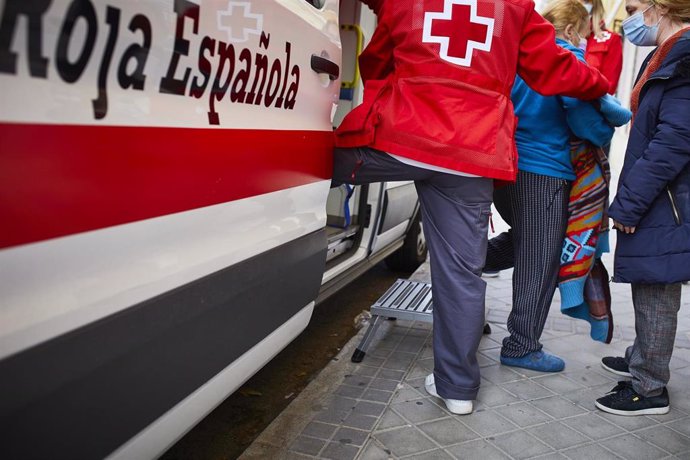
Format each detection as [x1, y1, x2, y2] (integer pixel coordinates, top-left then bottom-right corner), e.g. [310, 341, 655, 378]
[333, 147, 493, 400]
[626, 283, 682, 397]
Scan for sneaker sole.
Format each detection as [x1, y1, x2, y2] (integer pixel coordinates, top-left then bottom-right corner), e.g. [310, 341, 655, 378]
[595, 400, 669, 416]
[601, 361, 633, 378]
[425, 378, 473, 415]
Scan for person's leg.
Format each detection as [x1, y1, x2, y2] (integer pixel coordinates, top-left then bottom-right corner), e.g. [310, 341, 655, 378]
[626, 283, 682, 396]
[501, 172, 570, 362]
[332, 147, 434, 185]
[484, 185, 516, 272]
[416, 174, 493, 401]
[595, 283, 679, 416]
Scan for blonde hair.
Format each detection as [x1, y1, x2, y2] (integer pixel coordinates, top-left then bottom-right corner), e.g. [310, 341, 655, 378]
[650, 0, 690, 22]
[542, 0, 590, 37]
[587, 0, 607, 36]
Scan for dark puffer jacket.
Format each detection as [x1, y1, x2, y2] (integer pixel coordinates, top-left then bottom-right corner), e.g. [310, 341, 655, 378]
[610, 30, 690, 284]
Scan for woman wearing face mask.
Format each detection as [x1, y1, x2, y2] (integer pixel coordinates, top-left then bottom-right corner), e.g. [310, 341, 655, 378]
[596, 0, 690, 416]
[483, 0, 622, 372]
[580, 0, 624, 94]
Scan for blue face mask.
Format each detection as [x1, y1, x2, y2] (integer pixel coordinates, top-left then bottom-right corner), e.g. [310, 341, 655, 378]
[584, 3, 593, 14]
[622, 6, 660, 46]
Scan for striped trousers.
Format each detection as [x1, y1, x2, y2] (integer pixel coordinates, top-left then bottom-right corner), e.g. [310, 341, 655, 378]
[485, 171, 571, 358]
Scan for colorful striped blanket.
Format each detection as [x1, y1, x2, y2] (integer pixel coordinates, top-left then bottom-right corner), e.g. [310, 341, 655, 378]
[559, 140, 613, 343]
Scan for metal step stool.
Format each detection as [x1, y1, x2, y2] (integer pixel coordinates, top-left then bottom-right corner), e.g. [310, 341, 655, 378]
[351, 278, 491, 363]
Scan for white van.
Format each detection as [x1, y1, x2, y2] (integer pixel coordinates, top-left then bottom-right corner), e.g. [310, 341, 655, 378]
[0, 1, 425, 458]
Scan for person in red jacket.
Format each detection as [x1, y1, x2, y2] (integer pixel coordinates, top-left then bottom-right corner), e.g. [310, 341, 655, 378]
[333, 0, 610, 415]
[580, 0, 624, 94]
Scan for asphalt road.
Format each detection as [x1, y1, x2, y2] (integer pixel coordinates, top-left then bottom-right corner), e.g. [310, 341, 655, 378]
[161, 262, 407, 460]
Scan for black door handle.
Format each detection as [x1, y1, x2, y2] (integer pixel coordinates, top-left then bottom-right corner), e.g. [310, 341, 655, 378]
[311, 55, 340, 81]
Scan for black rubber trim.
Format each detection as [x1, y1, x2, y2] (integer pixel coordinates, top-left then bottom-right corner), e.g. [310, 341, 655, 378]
[0, 229, 327, 460]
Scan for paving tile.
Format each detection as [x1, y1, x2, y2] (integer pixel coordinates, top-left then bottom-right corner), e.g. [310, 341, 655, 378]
[595, 410, 660, 432]
[377, 369, 406, 381]
[284, 451, 313, 460]
[361, 388, 395, 404]
[314, 407, 349, 425]
[477, 351, 498, 367]
[354, 365, 379, 378]
[527, 421, 590, 450]
[335, 384, 365, 399]
[406, 376, 427, 394]
[478, 336, 503, 351]
[561, 383, 614, 410]
[564, 369, 617, 388]
[530, 453, 568, 460]
[396, 337, 426, 354]
[290, 435, 326, 456]
[446, 439, 510, 460]
[370, 347, 395, 359]
[333, 427, 369, 447]
[491, 430, 555, 459]
[599, 433, 669, 459]
[481, 364, 525, 384]
[648, 407, 689, 423]
[342, 413, 379, 431]
[561, 442, 622, 460]
[457, 408, 518, 437]
[391, 398, 447, 424]
[402, 448, 454, 459]
[534, 374, 587, 393]
[405, 364, 430, 380]
[320, 441, 360, 460]
[328, 396, 358, 411]
[495, 401, 553, 427]
[353, 401, 387, 417]
[375, 409, 409, 431]
[390, 386, 424, 404]
[417, 417, 479, 446]
[343, 374, 373, 388]
[476, 383, 516, 408]
[302, 421, 338, 440]
[382, 352, 417, 371]
[677, 450, 690, 460]
[357, 440, 394, 460]
[500, 379, 555, 401]
[530, 396, 588, 419]
[358, 355, 386, 367]
[668, 417, 690, 437]
[374, 426, 437, 457]
[561, 413, 625, 440]
[635, 425, 690, 454]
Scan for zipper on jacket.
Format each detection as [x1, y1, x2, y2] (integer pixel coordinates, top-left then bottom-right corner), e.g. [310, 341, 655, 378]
[667, 186, 682, 225]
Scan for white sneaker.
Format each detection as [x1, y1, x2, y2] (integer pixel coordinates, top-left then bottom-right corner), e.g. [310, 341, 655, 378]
[424, 374, 473, 415]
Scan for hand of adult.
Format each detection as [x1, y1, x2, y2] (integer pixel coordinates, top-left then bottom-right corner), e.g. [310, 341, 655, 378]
[612, 219, 636, 234]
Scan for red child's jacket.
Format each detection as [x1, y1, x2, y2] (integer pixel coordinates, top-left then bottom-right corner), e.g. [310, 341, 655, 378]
[335, 0, 610, 181]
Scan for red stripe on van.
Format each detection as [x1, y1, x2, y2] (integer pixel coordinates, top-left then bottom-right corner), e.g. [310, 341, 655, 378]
[0, 123, 334, 249]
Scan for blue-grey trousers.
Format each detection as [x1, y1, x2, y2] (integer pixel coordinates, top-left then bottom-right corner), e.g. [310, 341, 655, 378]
[626, 283, 682, 397]
[333, 147, 493, 400]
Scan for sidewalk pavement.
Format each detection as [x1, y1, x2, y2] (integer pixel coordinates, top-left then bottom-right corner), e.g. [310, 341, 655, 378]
[242, 155, 690, 459]
[241, 244, 690, 459]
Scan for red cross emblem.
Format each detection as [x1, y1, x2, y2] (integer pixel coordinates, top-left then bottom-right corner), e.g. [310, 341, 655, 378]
[422, 0, 495, 67]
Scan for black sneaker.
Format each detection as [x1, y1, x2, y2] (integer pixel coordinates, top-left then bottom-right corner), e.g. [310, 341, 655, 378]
[595, 381, 670, 416]
[601, 356, 632, 377]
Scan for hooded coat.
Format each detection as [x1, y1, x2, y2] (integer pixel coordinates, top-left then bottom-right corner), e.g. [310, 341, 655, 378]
[610, 30, 690, 284]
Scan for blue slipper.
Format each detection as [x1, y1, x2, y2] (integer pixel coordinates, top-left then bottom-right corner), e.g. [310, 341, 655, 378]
[500, 351, 565, 372]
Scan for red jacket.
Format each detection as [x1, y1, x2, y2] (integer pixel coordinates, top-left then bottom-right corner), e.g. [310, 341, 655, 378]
[586, 28, 624, 94]
[335, 0, 610, 181]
